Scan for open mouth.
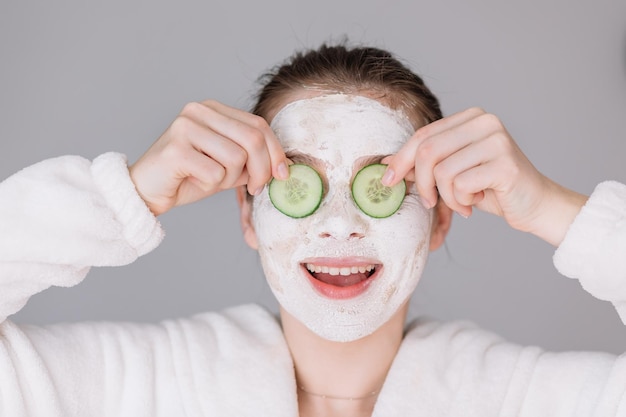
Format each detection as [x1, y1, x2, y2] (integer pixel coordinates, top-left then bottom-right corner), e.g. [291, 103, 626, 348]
[301, 260, 381, 299]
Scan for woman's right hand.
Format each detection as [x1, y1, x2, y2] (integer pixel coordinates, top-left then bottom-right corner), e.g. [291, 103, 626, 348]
[129, 100, 289, 216]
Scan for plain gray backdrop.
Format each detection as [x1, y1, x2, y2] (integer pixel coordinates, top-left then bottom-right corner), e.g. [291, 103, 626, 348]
[1, 0, 625, 353]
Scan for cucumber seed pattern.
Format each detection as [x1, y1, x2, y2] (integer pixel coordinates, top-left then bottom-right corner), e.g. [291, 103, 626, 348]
[286, 177, 309, 204]
[366, 178, 393, 203]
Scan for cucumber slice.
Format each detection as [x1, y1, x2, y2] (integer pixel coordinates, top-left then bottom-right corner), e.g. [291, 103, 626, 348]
[352, 164, 406, 218]
[268, 164, 323, 218]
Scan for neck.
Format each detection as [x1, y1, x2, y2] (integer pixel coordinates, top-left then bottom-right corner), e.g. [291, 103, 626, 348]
[280, 302, 408, 416]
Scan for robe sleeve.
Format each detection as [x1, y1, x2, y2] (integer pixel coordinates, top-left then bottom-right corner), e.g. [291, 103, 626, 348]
[554, 181, 626, 323]
[0, 152, 164, 322]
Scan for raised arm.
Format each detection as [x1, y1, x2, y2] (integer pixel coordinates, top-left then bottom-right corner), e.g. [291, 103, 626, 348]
[383, 107, 626, 319]
[0, 152, 163, 322]
[0, 100, 288, 323]
[0, 101, 292, 417]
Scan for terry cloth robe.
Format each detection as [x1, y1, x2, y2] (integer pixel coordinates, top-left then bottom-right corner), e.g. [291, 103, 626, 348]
[0, 152, 625, 416]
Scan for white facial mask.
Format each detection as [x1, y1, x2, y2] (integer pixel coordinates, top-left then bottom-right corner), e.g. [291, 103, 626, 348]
[252, 95, 432, 342]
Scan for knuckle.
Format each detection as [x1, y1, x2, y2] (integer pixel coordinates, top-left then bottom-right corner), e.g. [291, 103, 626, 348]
[201, 99, 218, 109]
[207, 164, 226, 185]
[487, 132, 512, 153]
[453, 175, 472, 195]
[432, 162, 448, 181]
[180, 101, 203, 117]
[415, 140, 434, 162]
[230, 147, 248, 167]
[452, 189, 470, 206]
[169, 115, 194, 138]
[478, 113, 503, 131]
[160, 139, 185, 161]
[249, 114, 270, 130]
[468, 106, 487, 116]
[413, 124, 431, 140]
[244, 128, 266, 151]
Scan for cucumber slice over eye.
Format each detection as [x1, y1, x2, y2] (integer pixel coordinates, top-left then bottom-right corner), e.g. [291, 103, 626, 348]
[352, 164, 406, 218]
[268, 164, 323, 218]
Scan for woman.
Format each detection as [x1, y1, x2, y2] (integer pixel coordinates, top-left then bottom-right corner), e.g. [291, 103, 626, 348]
[1, 44, 624, 416]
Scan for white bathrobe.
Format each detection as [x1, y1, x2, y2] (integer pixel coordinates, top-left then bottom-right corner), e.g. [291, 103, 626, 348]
[0, 152, 625, 416]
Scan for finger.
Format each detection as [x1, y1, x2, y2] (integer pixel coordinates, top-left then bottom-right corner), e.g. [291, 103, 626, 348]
[398, 113, 486, 207]
[383, 107, 486, 187]
[200, 100, 289, 181]
[181, 102, 274, 193]
[179, 150, 226, 196]
[410, 106, 487, 145]
[451, 135, 527, 217]
[232, 169, 251, 189]
[192, 133, 249, 191]
[171, 116, 250, 191]
[431, 134, 500, 216]
[383, 108, 487, 209]
[405, 110, 506, 209]
[452, 166, 490, 207]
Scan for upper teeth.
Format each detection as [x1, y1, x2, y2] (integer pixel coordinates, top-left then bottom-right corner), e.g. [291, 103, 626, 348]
[305, 263, 375, 276]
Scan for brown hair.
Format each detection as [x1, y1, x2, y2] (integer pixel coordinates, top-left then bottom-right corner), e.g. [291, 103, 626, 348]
[252, 43, 443, 127]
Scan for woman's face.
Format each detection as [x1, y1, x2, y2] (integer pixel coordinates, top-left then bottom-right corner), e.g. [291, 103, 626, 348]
[251, 94, 433, 342]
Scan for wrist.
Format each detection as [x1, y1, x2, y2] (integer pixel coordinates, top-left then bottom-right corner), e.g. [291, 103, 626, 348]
[128, 163, 169, 217]
[92, 153, 165, 254]
[526, 179, 588, 247]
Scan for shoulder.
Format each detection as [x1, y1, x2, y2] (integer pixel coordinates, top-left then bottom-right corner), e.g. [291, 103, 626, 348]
[403, 317, 513, 350]
[11, 303, 286, 358]
[154, 304, 291, 369]
[172, 303, 285, 347]
[380, 318, 623, 414]
[401, 317, 618, 380]
[400, 318, 542, 380]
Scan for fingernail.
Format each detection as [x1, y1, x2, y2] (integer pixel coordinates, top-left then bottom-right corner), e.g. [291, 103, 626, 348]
[381, 168, 395, 186]
[254, 186, 263, 196]
[277, 162, 289, 180]
[420, 196, 434, 209]
[456, 211, 470, 219]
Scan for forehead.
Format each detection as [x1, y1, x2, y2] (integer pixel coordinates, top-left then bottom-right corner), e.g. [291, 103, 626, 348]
[269, 95, 414, 162]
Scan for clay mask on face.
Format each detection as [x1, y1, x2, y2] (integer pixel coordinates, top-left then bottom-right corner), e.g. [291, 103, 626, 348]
[252, 95, 432, 342]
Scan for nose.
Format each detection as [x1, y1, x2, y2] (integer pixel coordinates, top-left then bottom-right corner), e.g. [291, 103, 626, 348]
[311, 189, 368, 241]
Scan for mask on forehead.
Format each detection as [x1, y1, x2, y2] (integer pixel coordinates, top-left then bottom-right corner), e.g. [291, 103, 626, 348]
[252, 94, 432, 342]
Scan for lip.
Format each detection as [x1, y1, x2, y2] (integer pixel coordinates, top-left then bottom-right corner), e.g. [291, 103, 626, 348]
[300, 257, 382, 300]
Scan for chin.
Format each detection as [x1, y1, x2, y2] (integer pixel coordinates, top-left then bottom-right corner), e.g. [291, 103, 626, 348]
[272, 265, 418, 343]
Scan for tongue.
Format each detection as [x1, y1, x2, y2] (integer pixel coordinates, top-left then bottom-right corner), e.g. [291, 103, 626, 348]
[313, 272, 369, 287]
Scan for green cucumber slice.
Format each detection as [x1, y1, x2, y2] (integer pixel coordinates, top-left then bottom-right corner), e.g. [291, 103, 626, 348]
[352, 164, 406, 218]
[268, 164, 323, 218]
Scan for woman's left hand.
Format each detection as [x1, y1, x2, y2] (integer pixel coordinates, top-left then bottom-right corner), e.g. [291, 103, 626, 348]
[382, 107, 587, 246]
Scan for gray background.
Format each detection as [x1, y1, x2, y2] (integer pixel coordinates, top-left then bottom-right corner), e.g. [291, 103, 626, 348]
[2, 0, 625, 353]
